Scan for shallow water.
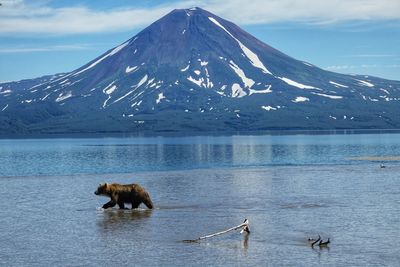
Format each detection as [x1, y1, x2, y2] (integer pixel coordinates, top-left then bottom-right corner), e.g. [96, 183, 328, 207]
[0, 134, 399, 266]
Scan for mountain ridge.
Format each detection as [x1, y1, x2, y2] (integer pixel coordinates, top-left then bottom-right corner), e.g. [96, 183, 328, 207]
[1, 7, 400, 134]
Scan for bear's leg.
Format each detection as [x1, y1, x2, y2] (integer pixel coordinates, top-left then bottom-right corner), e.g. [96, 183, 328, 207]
[118, 201, 127, 209]
[131, 201, 140, 209]
[102, 200, 116, 209]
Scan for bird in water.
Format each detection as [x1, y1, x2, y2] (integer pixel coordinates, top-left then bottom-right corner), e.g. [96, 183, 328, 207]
[380, 163, 386, 168]
[318, 238, 330, 247]
[310, 235, 321, 248]
[308, 236, 317, 242]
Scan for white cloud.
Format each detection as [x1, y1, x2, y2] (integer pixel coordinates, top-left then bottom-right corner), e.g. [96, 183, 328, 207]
[0, 0, 399, 35]
[325, 64, 400, 70]
[199, 0, 400, 24]
[0, 44, 93, 53]
[0, 1, 172, 34]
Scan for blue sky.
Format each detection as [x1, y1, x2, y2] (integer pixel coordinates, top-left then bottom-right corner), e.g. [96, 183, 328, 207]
[0, 0, 399, 82]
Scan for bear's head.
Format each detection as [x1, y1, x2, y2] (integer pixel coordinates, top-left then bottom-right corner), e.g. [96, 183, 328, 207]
[94, 183, 109, 195]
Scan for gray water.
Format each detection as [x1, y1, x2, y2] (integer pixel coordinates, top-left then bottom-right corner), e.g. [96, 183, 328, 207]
[0, 134, 399, 266]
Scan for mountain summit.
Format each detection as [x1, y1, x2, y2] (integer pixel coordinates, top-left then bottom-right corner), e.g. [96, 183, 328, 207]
[1, 7, 400, 134]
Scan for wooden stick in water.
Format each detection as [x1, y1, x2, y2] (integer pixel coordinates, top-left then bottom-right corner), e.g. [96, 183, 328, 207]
[183, 219, 250, 243]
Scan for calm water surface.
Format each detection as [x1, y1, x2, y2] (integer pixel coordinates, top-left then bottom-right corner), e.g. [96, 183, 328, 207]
[0, 133, 399, 266]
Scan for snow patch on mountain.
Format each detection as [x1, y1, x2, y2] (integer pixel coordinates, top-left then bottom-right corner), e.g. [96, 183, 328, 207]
[73, 41, 129, 76]
[41, 93, 51, 101]
[28, 81, 48, 90]
[292, 96, 309, 103]
[56, 91, 72, 102]
[329, 81, 349, 88]
[229, 60, 255, 88]
[105, 85, 117, 95]
[208, 17, 272, 75]
[303, 62, 313, 67]
[102, 82, 117, 108]
[311, 92, 343, 99]
[231, 83, 247, 98]
[103, 81, 117, 95]
[126, 66, 138, 73]
[112, 75, 148, 104]
[109, 42, 130, 56]
[355, 79, 374, 87]
[248, 85, 272, 95]
[181, 64, 190, 72]
[156, 92, 166, 104]
[0, 89, 12, 94]
[278, 77, 316, 89]
[147, 78, 155, 86]
[206, 78, 213, 88]
[380, 88, 390, 95]
[187, 76, 203, 87]
[261, 105, 276, 111]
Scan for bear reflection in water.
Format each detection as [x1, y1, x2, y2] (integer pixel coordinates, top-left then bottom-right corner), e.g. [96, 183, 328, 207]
[95, 182, 154, 209]
[99, 209, 153, 224]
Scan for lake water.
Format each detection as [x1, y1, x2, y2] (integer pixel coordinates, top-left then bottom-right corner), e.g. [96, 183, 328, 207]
[0, 133, 399, 266]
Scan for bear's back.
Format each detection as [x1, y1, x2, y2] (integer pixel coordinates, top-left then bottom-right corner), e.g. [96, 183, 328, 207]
[109, 183, 146, 197]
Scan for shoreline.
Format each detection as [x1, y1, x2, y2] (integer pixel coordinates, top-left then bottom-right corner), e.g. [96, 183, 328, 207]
[1, 128, 400, 140]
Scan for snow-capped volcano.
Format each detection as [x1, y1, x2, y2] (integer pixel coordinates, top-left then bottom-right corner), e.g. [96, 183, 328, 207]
[1, 7, 400, 134]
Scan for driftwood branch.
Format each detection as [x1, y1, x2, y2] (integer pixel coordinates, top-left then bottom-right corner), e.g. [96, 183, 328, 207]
[183, 219, 250, 243]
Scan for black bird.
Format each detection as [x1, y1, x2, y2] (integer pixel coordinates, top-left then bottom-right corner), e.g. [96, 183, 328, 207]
[318, 238, 330, 247]
[311, 235, 321, 247]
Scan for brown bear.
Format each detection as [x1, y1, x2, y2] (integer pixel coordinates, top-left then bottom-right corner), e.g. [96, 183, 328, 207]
[94, 183, 153, 209]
